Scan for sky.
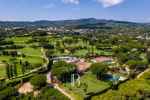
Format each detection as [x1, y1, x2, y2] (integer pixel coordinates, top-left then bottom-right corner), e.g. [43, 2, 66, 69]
[0, 0, 150, 22]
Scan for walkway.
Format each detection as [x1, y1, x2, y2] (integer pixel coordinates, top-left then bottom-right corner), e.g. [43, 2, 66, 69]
[136, 68, 150, 79]
[54, 84, 74, 100]
[46, 72, 74, 100]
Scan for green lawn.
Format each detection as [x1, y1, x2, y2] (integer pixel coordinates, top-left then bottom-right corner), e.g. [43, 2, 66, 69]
[63, 72, 110, 99]
[6, 36, 32, 44]
[0, 63, 6, 78]
[0, 56, 11, 62]
[73, 49, 89, 57]
[0, 36, 45, 79]
[22, 56, 44, 65]
[19, 47, 42, 56]
[92, 70, 150, 100]
[0, 49, 43, 79]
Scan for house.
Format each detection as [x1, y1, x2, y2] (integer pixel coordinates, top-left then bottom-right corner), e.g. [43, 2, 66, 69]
[74, 59, 91, 73]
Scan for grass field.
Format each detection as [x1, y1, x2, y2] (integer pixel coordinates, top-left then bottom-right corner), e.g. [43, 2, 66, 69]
[91, 70, 150, 100]
[47, 36, 113, 57]
[73, 49, 89, 57]
[20, 47, 42, 56]
[0, 63, 6, 78]
[63, 72, 110, 99]
[0, 36, 44, 79]
[6, 36, 32, 44]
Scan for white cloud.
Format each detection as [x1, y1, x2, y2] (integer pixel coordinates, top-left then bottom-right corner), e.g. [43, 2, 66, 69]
[61, 0, 124, 7]
[97, 0, 124, 7]
[62, 0, 80, 4]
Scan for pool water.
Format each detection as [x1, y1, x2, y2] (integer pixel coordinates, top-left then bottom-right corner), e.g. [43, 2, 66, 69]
[103, 74, 120, 81]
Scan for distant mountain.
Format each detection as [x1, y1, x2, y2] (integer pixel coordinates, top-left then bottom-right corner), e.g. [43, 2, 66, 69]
[0, 18, 149, 28]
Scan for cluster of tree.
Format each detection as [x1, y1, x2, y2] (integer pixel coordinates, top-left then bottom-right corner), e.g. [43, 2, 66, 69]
[0, 80, 6, 90]
[0, 44, 25, 50]
[5, 59, 34, 79]
[90, 63, 108, 80]
[0, 50, 25, 57]
[5, 62, 18, 79]
[37, 86, 69, 100]
[13, 28, 28, 35]
[20, 60, 32, 74]
[0, 86, 17, 100]
[30, 74, 46, 89]
[51, 61, 76, 83]
[0, 40, 14, 46]
[20, 60, 42, 74]
[40, 43, 54, 49]
[8, 86, 69, 100]
[112, 38, 147, 66]
[31, 31, 48, 36]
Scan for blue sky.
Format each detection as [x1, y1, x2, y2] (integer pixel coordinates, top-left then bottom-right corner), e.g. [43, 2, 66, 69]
[0, 0, 150, 22]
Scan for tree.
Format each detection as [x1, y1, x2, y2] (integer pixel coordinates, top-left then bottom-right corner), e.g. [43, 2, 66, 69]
[47, 60, 53, 71]
[90, 63, 108, 80]
[12, 62, 17, 77]
[30, 74, 46, 89]
[146, 51, 150, 63]
[0, 87, 17, 100]
[126, 60, 137, 69]
[5, 63, 11, 79]
[21, 64, 25, 74]
[39, 86, 69, 100]
[21, 61, 31, 74]
[9, 64, 14, 78]
[51, 61, 76, 82]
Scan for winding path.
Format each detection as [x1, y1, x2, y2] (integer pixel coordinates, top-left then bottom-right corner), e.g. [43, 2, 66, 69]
[54, 84, 74, 100]
[136, 68, 150, 79]
[46, 72, 74, 100]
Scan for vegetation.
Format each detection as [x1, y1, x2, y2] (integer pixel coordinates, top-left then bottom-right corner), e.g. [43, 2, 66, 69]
[63, 72, 110, 99]
[51, 61, 76, 82]
[90, 63, 108, 80]
[92, 70, 150, 100]
[0, 20, 150, 100]
[30, 74, 46, 89]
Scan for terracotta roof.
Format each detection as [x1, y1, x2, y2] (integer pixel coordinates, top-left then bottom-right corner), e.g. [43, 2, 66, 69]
[75, 60, 91, 72]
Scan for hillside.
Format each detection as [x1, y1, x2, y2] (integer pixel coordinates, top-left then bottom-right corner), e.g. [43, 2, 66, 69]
[0, 18, 149, 28]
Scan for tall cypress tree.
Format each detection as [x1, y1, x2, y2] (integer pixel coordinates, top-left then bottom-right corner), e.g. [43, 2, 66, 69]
[10, 64, 14, 78]
[21, 63, 25, 74]
[13, 62, 18, 77]
[5, 63, 11, 79]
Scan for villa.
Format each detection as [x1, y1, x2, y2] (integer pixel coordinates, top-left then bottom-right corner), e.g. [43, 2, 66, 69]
[74, 59, 91, 73]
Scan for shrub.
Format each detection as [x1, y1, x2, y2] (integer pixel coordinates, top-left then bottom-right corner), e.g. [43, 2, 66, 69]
[30, 74, 46, 89]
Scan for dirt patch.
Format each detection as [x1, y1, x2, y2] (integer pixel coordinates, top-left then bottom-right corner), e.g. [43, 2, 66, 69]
[18, 82, 33, 94]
